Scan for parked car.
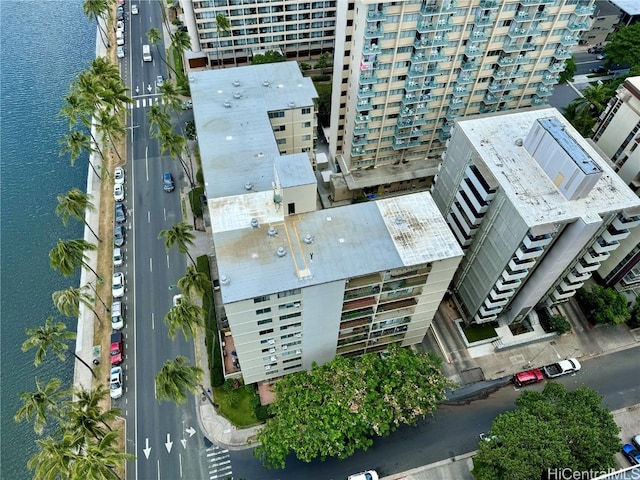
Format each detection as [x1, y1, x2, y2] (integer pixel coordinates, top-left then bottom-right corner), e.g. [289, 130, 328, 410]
[112, 272, 125, 298]
[513, 368, 544, 387]
[182, 100, 193, 110]
[110, 332, 124, 365]
[632, 434, 640, 450]
[542, 358, 581, 378]
[111, 300, 124, 330]
[590, 65, 609, 74]
[110, 366, 123, 399]
[622, 444, 640, 465]
[131, 4, 138, 14]
[163, 172, 174, 192]
[115, 203, 126, 223]
[114, 225, 125, 247]
[596, 53, 606, 60]
[347, 471, 379, 480]
[587, 45, 603, 54]
[113, 247, 123, 267]
[114, 183, 125, 202]
[114, 166, 125, 184]
[117, 46, 125, 59]
[156, 75, 164, 87]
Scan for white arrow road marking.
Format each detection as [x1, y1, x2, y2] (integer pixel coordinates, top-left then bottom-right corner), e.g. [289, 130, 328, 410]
[185, 426, 196, 437]
[165, 433, 173, 453]
[180, 438, 187, 449]
[143, 438, 151, 459]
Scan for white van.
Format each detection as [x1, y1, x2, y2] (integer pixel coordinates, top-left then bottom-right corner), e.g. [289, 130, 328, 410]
[111, 301, 124, 330]
[116, 30, 125, 46]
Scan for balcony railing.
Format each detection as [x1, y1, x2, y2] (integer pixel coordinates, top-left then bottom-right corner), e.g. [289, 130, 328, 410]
[356, 99, 373, 112]
[536, 84, 554, 96]
[357, 86, 375, 99]
[364, 27, 385, 39]
[405, 78, 422, 91]
[560, 35, 579, 47]
[362, 44, 381, 56]
[548, 62, 565, 72]
[470, 29, 489, 42]
[352, 135, 367, 146]
[457, 73, 474, 84]
[355, 114, 370, 124]
[498, 54, 529, 66]
[489, 81, 514, 92]
[445, 108, 461, 121]
[351, 146, 367, 157]
[366, 7, 386, 21]
[553, 49, 572, 60]
[461, 59, 479, 70]
[465, 43, 483, 56]
[508, 24, 541, 37]
[411, 52, 430, 64]
[575, 4, 596, 15]
[452, 85, 470, 97]
[567, 21, 589, 32]
[359, 71, 378, 84]
[417, 17, 453, 33]
[421, 0, 457, 14]
[354, 124, 369, 135]
[480, 0, 500, 9]
[475, 13, 494, 26]
[541, 73, 558, 85]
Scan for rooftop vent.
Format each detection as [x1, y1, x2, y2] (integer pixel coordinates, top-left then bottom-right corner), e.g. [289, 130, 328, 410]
[303, 234, 314, 244]
[233, 80, 241, 86]
[251, 218, 259, 228]
[288, 101, 296, 108]
[220, 275, 230, 285]
[515, 138, 523, 146]
[233, 92, 241, 99]
[263, 80, 270, 87]
[276, 247, 287, 257]
[395, 216, 404, 225]
[268, 226, 277, 237]
[244, 182, 253, 191]
[224, 100, 231, 108]
[257, 152, 264, 157]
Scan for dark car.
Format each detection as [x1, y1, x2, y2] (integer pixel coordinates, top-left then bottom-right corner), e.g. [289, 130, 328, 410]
[114, 225, 125, 247]
[115, 203, 126, 223]
[163, 172, 175, 192]
[590, 65, 609, 74]
[513, 368, 544, 387]
[622, 444, 640, 465]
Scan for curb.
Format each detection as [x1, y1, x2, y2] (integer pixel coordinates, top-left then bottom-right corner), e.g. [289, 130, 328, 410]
[380, 450, 477, 480]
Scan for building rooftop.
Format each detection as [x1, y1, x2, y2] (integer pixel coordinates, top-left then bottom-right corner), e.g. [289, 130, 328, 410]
[189, 61, 317, 199]
[607, 0, 640, 15]
[594, 0, 623, 16]
[212, 192, 463, 303]
[456, 108, 640, 227]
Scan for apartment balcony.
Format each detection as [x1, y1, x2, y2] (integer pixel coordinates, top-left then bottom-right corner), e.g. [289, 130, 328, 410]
[355, 114, 370, 124]
[509, 257, 536, 272]
[442, 122, 455, 134]
[480, 0, 500, 8]
[425, 64, 441, 75]
[362, 43, 381, 56]
[541, 73, 559, 85]
[352, 135, 367, 146]
[457, 72, 475, 84]
[502, 267, 529, 281]
[613, 213, 640, 230]
[498, 54, 529, 66]
[452, 85, 470, 97]
[513, 10, 532, 21]
[450, 98, 465, 109]
[520, 0, 554, 4]
[574, 3, 596, 15]
[548, 62, 566, 72]
[439, 129, 452, 142]
[403, 92, 421, 104]
[465, 43, 483, 57]
[364, 26, 385, 39]
[393, 138, 422, 150]
[479, 104, 497, 114]
[408, 66, 427, 78]
[356, 99, 373, 112]
[395, 127, 425, 139]
[524, 232, 553, 248]
[592, 237, 619, 254]
[567, 20, 590, 32]
[483, 93, 500, 105]
[503, 41, 536, 53]
[405, 78, 423, 92]
[583, 249, 609, 265]
[560, 34, 579, 47]
[353, 124, 370, 135]
[421, 1, 457, 15]
[400, 103, 429, 117]
[461, 59, 479, 70]
[475, 13, 494, 26]
[479, 304, 504, 317]
[559, 279, 582, 293]
[490, 287, 515, 301]
[575, 259, 600, 274]
[484, 296, 509, 308]
[474, 311, 498, 323]
[418, 34, 449, 48]
[341, 307, 375, 322]
[418, 17, 454, 33]
[551, 287, 574, 302]
[351, 146, 367, 157]
[489, 81, 514, 93]
[536, 84, 554, 97]
[340, 316, 373, 330]
[567, 270, 591, 284]
[508, 24, 542, 38]
[359, 71, 378, 84]
[357, 86, 375, 99]
[534, 11, 551, 21]
[411, 52, 431, 64]
[531, 95, 546, 106]
[516, 245, 544, 260]
[470, 29, 489, 42]
[445, 108, 461, 122]
[454, 192, 488, 221]
[397, 115, 428, 128]
[496, 277, 522, 291]
[366, 7, 387, 21]
[603, 227, 630, 243]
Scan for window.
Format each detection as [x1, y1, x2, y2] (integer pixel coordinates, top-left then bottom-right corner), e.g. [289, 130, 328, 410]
[276, 138, 286, 145]
[284, 364, 302, 371]
[256, 307, 272, 315]
[303, 121, 311, 128]
[273, 125, 286, 132]
[268, 110, 285, 118]
[257, 318, 273, 325]
[280, 312, 302, 321]
[302, 107, 311, 114]
[254, 295, 270, 303]
[278, 288, 301, 298]
[259, 328, 274, 335]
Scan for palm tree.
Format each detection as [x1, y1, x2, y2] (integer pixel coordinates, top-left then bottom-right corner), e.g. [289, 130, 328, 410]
[215, 13, 231, 67]
[22, 316, 97, 379]
[147, 28, 178, 76]
[157, 128, 195, 187]
[158, 82, 181, 112]
[158, 222, 196, 265]
[155, 356, 204, 404]
[56, 188, 101, 241]
[71, 430, 134, 480]
[14, 377, 66, 435]
[563, 101, 597, 138]
[27, 432, 77, 480]
[147, 104, 172, 138]
[82, 0, 111, 49]
[52, 286, 102, 326]
[49, 238, 100, 278]
[62, 385, 120, 442]
[59, 129, 102, 178]
[178, 264, 211, 300]
[164, 295, 205, 341]
[88, 56, 121, 85]
[95, 109, 125, 163]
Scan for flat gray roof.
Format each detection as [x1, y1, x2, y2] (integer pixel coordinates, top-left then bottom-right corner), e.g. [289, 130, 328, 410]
[538, 117, 602, 175]
[457, 108, 640, 227]
[189, 61, 317, 198]
[608, 0, 640, 15]
[213, 192, 463, 303]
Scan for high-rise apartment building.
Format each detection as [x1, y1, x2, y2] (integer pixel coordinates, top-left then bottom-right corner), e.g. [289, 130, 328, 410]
[431, 107, 640, 326]
[593, 76, 640, 302]
[327, 0, 595, 199]
[180, 0, 337, 66]
[189, 62, 463, 384]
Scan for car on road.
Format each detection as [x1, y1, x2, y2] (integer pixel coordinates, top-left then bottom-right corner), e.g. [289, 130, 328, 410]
[587, 46, 604, 54]
[590, 65, 609, 74]
[182, 100, 193, 110]
[542, 358, 581, 378]
[131, 4, 138, 14]
[113, 247, 123, 267]
[112, 272, 125, 298]
[114, 225, 125, 247]
[114, 166, 125, 184]
[114, 183, 124, 202]
[109, 366, 123, 399]
[347, 471, 379, 480]
[163, 171, 174, 192]
[156, 75, 164, 87]
[622, 444, 640, 465]
[117, 6, 124, 20]
[111, 301, 124, 330]
[173, 294, 184, 307]
[595, 53, 606, 60]
[116, 20, 124, 32]
[117, 46, 125, 58]
[114, 203, 126, 223]
[513, 368, 544, 387]
[633, 434, 640, 450]
[110, 332, 124, 365]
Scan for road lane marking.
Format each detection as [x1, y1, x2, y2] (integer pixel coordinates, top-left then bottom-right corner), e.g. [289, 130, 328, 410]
[149, 257, 153, 272]
[151, 312, 155, 330]
[147, 210, 151, 223]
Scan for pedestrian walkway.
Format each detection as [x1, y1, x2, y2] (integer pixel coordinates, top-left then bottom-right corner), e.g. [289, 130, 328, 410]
[128, 95, 165, 110]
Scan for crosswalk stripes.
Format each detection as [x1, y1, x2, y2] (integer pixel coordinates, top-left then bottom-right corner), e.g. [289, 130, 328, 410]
[205, 445, 233, 480]
[130, 96, 165, 110]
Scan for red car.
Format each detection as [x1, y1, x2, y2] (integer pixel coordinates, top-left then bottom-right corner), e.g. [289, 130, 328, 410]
[513, 368, 544, 387]
[110, 332, 124, 365]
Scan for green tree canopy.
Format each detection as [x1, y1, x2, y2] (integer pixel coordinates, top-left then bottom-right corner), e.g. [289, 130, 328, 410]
[254, 344, 454, 469]
[473, 382, 621, 480]
[603, 22, 640, 69]
[252, 50, 286, 65]
[575, 284, 630, 325]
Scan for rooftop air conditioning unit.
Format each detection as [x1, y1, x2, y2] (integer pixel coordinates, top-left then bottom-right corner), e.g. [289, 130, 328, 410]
[268, 339, 275, 345]
[269, 348, 276, 354]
